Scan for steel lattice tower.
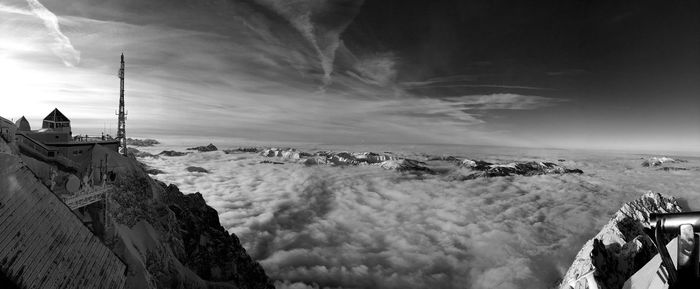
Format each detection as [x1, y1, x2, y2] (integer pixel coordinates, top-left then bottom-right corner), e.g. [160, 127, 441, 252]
[117, 53, 128, 156]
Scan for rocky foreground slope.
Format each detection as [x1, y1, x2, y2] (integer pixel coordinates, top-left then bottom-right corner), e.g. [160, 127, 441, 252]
[109, 170, 273, 289]
[559, 192, 682, 289]
[0, 135, 273, 288]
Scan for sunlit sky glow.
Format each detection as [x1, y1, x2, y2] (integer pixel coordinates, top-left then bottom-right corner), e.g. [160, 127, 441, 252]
[1, 0, 699, 152]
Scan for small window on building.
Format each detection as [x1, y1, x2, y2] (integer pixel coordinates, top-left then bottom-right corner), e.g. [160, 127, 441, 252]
[55, 135, 59, 139]
[48, 152, 55, 157]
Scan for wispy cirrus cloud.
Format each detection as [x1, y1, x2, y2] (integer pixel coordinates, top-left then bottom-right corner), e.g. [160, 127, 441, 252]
[449, 94, 565, 110]
[25, 0, 80, 66]
[374, 94, 563, 126]
[349, 52, 398, 86]
[401, 74, 553, 91]
[253, 0, 365, 86]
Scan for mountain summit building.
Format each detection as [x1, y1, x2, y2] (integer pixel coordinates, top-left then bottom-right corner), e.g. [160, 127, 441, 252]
[13, 108, 119, 164]
[41, 108, 71, 132]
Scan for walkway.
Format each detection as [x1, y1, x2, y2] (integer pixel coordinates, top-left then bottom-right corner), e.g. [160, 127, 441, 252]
[62, 186, 112, 210]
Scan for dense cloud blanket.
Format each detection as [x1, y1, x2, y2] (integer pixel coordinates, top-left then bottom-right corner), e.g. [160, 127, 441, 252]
[137, 144, 700, 289]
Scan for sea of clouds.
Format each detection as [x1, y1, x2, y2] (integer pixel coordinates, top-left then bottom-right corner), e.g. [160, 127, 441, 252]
[136, 144, 700, 289]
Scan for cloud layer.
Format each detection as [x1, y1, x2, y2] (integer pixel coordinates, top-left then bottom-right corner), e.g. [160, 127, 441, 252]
[137, 144, 700, 289]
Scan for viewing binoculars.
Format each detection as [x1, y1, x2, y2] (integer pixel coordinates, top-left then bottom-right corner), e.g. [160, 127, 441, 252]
[650, 212, 700, 288]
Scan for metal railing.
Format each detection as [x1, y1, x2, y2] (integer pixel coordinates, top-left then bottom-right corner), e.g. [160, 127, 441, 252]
[62, 186, 112, 210]
[72, 134, 116, 142]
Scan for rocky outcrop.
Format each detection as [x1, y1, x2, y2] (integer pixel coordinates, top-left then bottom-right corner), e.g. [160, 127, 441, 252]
[187, 144, 218, 152]
[325, 151, 360, 166]
[186, 166, 210, 173]
[657, 167, 688, 172]
[459, 159, 493, 170]
[258, 148, 582, 177]
[104, 151, 273, 289]
[127, 138, 161, 147]
[379, 159, 433, 173]
[460, 160, 583, 179]
[146, 168, 166, 175]
[160, 184, 274, 289]
[128, 147, 158, 158]
[641, 157, 686, 167]
[351, 152, 398, 164]
[259, 148, 431, 172]
[260, 148, 397, 165]
[159, 150, 189, 157]
[426, 155, 460, 162]
[259, 148, 310, 160]
[224, 147, 260, 154]
[302, 156, 328, 166]
[559, 192, 682, 289]
[108, 168, 273, 289]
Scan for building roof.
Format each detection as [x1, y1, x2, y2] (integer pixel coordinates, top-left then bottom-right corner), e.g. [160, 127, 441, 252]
[15, 116, 30, 131]
[43, 108, 70, 122]
[0, 152, 127, 289]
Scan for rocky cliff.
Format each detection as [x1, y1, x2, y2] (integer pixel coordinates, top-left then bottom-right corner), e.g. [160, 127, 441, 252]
[559, 192, 682, 289]
[160, 184, 271, 288]
[0, 126, 273, 289]
[108, 168, 274, 289]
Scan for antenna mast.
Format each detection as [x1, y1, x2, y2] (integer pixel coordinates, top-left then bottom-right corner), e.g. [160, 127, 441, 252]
[116, 53, 128, 156]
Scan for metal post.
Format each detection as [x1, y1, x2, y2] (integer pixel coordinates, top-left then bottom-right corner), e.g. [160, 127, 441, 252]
[116, 53, 128, 156]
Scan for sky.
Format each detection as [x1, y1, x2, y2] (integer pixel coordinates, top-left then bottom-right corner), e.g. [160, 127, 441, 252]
[0, 0, 699, 152]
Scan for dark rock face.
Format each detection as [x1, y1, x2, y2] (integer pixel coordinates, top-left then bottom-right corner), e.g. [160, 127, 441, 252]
[146, 168, 166, 175]
[259, 160, 284, 165]
[187, 144, 218, 152]
[258, 148, 434, 172]
[379, 159, 434, 173]
[559, 192, 682, 289]
[126, 138, 160, 147]
[224, 147, 260, 154]
[461, 160, 583, 179]
[161, 184, 274, 289]
[108, 169, 274, 289]
[426, 155, 460, 162]
[186, 166, 210, 173]
[258, 148, 582, 177]
[657, 167, 688, 172]
[159, 150, 189, 157]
